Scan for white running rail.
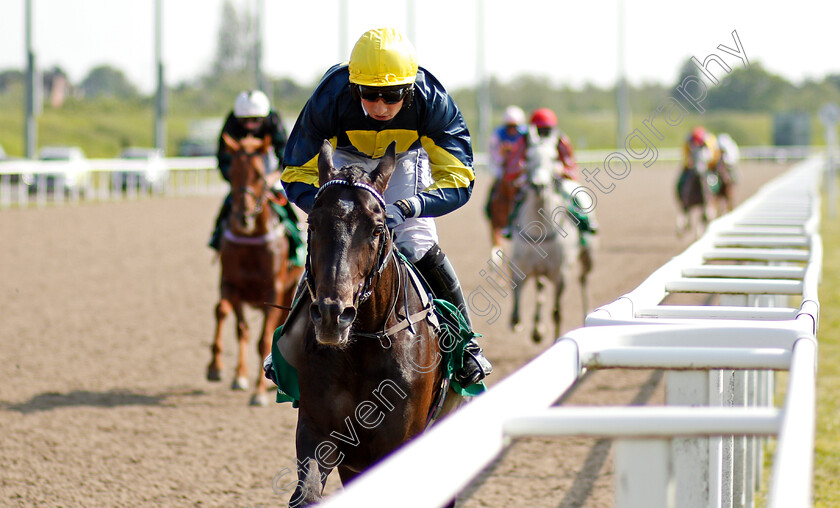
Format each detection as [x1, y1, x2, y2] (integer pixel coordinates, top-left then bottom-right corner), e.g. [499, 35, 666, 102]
[320, 155, 823, 508]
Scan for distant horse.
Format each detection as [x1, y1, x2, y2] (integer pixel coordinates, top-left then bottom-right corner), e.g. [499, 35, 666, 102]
[487, 176, 519, 252]
[487, 140, 527, 254]
[510, 140, 589, 343]
[709, 133, 738, 215]
[274, 141, 460, 506]
[707, 158, 735, 215]
[207, 134, 302, 406]
[675, 141, 715, 238]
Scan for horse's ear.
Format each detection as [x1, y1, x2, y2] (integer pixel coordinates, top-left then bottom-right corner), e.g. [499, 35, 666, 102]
[369, 141, 397, 194]
[317, 140, 338, 186]
[222, 133, 240, 153]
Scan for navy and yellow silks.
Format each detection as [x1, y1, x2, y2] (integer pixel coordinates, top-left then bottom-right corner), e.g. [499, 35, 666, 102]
[280, 64, 474, 217]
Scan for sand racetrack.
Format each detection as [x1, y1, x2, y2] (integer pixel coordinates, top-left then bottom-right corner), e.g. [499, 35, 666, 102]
[0, 160, 788, 507]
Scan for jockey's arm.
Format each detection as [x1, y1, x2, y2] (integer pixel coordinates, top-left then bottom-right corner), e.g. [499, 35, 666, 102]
[557, 135, 576, 169]
[268, 111, 288, 169]
[216, 112, 238, 183]
[410, 84, 474, 218]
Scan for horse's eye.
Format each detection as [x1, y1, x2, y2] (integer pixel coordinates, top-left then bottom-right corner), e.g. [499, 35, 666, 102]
[373, 225, 385, 236]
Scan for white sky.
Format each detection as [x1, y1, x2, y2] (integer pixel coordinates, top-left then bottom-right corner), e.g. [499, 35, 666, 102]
[1, 0, 837, 94]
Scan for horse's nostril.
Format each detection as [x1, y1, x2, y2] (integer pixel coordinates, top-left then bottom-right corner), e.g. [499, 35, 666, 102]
[338, 307, 357, 327]
[309, 303, 322, 325]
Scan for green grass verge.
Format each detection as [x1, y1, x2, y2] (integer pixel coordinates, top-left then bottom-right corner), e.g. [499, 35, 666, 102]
[814, 201, 840, 506]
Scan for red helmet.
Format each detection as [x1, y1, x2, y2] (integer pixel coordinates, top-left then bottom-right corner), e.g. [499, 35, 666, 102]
[530, 108, 557, 129]
[690, 126, 707, 145]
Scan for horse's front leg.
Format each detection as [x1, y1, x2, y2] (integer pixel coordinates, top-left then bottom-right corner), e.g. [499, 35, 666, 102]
[532, 278, 545, 343]
[510, 277, 523, 331]
[252, 305, 282, 406]
[675, 208, 688, 238]
[232, 301, 250, 390]
[553, 275, 565, 341]
[290, 417, 333, 507]
[207, 298, 232, 382]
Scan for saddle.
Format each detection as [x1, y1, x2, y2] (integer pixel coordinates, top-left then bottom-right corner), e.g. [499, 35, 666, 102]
[267, 251, 485, 410]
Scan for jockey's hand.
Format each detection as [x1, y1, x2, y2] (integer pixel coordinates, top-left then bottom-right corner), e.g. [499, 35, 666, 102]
[263, 354, 277, 384]
[385, 199, 414, 231]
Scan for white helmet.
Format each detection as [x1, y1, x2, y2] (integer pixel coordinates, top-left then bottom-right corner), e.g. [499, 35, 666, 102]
[502, 105, 526, 126]
[234, 90, 270, 118]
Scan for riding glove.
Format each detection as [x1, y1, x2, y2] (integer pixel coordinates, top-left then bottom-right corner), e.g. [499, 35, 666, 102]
[262, 354, 277, 384]
[384, 199, 414, 230]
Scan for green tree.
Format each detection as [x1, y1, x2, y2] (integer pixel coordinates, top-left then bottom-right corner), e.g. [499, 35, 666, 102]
[209, 0, 256, 81]
[706, 62, 794, 111]
[0, 69, 24, 92]
[80, 65, 139, 99]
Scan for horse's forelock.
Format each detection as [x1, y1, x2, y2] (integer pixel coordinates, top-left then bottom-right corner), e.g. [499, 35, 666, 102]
[332, 165, 371, 186]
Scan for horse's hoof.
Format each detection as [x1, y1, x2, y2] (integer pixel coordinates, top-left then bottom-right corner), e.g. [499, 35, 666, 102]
[532, 331, 543, 343]
[206, 367, 223, 382]
[250, 393, 269, 407]
[510, 321, 522, 332]
[231, 376, 249, 391]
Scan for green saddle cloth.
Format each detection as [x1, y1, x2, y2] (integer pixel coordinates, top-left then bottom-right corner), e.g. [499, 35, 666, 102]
[270, 297, 486, 407]
[269, 201, 305, 267]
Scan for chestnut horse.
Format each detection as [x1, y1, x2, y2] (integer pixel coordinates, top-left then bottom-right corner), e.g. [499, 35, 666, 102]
[487, 175, 521, 252]
[274, 141, 460, 507]
[207, 134, 302, 406]
[487, 140, 527, 254]
[709, 157, 736, 215]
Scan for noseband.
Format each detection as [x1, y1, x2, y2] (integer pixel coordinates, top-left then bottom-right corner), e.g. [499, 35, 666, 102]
[304, 179, 394, 307]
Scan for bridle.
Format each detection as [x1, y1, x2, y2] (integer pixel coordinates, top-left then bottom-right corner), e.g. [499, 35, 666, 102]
[231, 149, 270, 221]
[304, 178, 438, 349]
[304, 179, 395, 309]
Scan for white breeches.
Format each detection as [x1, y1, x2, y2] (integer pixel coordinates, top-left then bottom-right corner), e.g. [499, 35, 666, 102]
[332, 148, 438, 263]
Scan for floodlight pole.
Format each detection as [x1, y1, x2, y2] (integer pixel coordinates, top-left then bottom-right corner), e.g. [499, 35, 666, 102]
[616, 0, 631, 148]
[24, 0, 38, 159]
[255, 0, 266, 92]
[154, 0, 166, 153]
[407, 0, 416, 44]
[476, 0, 490, 161]
[339, 0, 348, 61]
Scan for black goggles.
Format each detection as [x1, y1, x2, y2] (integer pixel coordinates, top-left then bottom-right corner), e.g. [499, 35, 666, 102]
[357, 85, 411, 104]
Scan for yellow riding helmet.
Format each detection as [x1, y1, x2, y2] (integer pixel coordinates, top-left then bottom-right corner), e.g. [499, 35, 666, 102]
[349, 28, 418, 87]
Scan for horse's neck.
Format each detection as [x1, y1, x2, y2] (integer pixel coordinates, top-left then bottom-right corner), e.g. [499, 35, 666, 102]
[526, 136, 557, 172]
[227, 207, 279, 239]
[355, 250, 403, 331]
[518, 179, 566, 228]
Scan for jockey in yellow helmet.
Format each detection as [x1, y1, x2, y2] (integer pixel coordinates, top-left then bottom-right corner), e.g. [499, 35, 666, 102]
[278, 27, 491, 388]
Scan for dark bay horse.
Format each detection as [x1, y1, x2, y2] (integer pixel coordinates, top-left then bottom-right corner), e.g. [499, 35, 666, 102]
[207, 134, 302, 406]
[676, 141, 715, 239]
[275, 141, 459, 506]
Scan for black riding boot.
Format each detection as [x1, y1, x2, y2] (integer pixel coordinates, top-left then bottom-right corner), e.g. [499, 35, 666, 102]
[209, 193, 232, 251]
[414, 244, 493, 387]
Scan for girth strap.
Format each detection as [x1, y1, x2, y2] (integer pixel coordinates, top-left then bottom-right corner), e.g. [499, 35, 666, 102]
[352, 255, 439, 348]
